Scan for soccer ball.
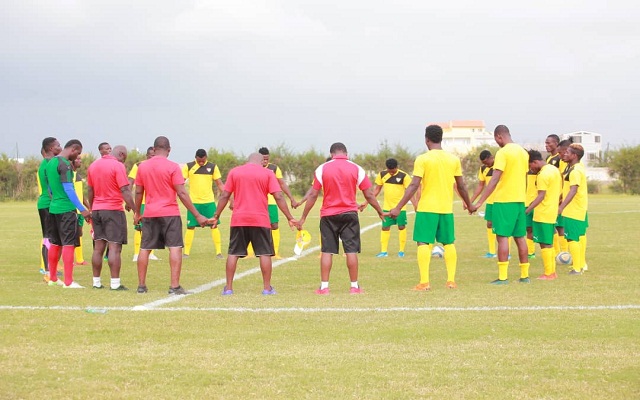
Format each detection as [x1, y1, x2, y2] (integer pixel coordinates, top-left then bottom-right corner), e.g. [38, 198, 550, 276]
[431, 245, 444, 258]
[556, 251, 572, 265]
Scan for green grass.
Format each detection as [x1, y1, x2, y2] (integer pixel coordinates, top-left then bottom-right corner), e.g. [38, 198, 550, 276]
[1, 195, 639, 399]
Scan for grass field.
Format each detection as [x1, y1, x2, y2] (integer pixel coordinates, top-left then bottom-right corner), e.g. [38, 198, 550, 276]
[1, 195, 639, 399]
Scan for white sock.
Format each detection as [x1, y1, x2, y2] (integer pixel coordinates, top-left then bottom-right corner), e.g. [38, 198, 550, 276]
[320, 281, 329, 290]
[350, 281, 359, 288]
[110, 278, 121, 289]
[93, 277, 101, 287]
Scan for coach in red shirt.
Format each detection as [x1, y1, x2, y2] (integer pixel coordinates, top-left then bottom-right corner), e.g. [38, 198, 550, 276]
[208, 153, 297, 296]
[298, 142, 384, 295]
[134, 136, 208, 295]
[87, 145, 136, 291]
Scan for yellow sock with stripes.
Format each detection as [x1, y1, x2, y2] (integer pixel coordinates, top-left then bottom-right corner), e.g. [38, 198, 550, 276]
[211, 228, 222, 255]
[134, 230, 142, 255]
[527, 238, 535, 256]
[417, 244, 432, 284]
[498, 261, 509, 281]
[74, 237, 84, 263]
[398, 229, 407, 252]
[184, 229, 195, 256]
[380, 230, 390, 253]
[487, 228, 496, 254]
[520, 262, 530, 279]
[541, 247, 555, 276]
[568, 241, 582, 272]
[443, 244, 457, 282]
[272, 229, 280, 257]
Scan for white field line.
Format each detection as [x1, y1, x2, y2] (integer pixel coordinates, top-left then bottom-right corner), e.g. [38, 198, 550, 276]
[137, 216, 388, 310]
[0, 305, 639, 313]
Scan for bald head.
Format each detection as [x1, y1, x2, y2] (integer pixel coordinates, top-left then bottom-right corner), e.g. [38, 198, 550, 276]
[247, 152, 263, 165]
[494, 125, 510, 136]
[112, 145, 128, 163]
[154, 136, 170, 150]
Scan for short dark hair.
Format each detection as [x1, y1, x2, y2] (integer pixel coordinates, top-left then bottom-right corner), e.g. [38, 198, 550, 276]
[479, 150, 492, 161]
[569, 144, 584, 160]
[258, 147, 269, 155]
[329, 142, 347, 154]
[146, 146, 154, 154]
[546, 134, 560, 144]
[64, 139, 82, 149]
[494, 125, 510, 136]
[528, 149, 543, 162]
[154, 136, 170, 150]
[385, 158, 398, 169]
[558, 138, 573, 147]
[425, 124, 443, 143]
[98, 142, 110, 151]
[195, 149, 207, 158]
[42, 137, 57, 152]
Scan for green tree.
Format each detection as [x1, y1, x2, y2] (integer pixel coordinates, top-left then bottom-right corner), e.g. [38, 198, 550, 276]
[207, 148, 244, 181]
[608, 145, 640, 194]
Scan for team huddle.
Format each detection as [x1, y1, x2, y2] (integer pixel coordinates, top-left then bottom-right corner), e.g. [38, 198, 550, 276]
[35, 124, 588, 295]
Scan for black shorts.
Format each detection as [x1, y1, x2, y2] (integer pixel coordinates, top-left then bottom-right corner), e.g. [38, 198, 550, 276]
[228, 226, 274, 257]
[38, 208, 50, 237]
[92, 210, 128, 244]
[320, 211, 361, 254]
[48, 211, 80, 247]
[141, 216, 183, 249]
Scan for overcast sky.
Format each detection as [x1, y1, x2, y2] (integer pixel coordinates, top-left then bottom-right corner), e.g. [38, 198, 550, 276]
[1, 1, 638, 161]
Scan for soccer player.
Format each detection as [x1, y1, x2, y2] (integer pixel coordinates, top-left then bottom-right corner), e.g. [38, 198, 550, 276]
[208, 153, 297, 295]
[182, 149, 225, 259]
[297, 143, 385, 295]
[525, 161, 538, 259]
[553, 139, 572, 255]
[258, 147, 297, 259]
[72, 155, 91, 266]
[525, 150, 562, 280]
[360, 158, 413, 258]
[37, 137, 62, 278]
[134, 136, 208, 295]
[46, 140, 91, 288]
[87, 145, 136, 290]
[98, 142, 112, 156]
[470, 125, 531, 284]
[558, 144, 589, 275]
[389, 125, 473, 290]
[469, 150, 497, 258]
[545, 134, 561, 168]
[128, 146, 159, 262]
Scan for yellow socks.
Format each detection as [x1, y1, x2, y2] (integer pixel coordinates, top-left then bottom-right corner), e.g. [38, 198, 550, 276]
[520, 262, 530, 279]
[272, 229, 280, 257]
[184, 229, 195, 256]
[134, 230, 142, 255]
[211, 228, 222, 255]
[498, 261, 509, 281]
[443, 244, 457, 282]
[398, 229, 407, 252]
[559, 236, 569, 253]
[527, 238, 535, 256]
[417, 244, 432, 284]
[487, 228, 496, 254]
[568, 241, 582, 272]
[553, 233, 560, 255]
[74, 237, 84, 263]
[380, 230, 390, 253]
[541, 247, 555, 276]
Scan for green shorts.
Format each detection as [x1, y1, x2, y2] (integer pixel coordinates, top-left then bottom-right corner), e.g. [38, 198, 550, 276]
[187, 202, 217, 228]
[563, 216, 587, 242]
[269, 204, 279, 224]
[413, 212, 455, 245]
[555, 214, 564, 228]
[134, 204, 146, 231]
[525, 209, 533, 228]
[532, 221, 555, 245]
[382, 210, 407, 228]
[492, 202, 526, 238]
[484, 203, 493, 222]
[77, 214, 85, 227]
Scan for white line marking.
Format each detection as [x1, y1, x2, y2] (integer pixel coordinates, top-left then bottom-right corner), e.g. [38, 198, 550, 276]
[1, 305, 639, 313]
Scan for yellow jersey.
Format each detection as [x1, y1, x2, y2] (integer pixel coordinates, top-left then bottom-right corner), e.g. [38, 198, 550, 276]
[182, 161, 221, 204]
[477, 165, 495, 205]
[526, 170, 538, 206]
[413, 149, 462, 214]
[128, 162, 146, 204]
[533, 164, 562, 224]
[374, 169, 411, 210]
[264, 163, 283, 205]
[561, 163, 588, 221]
[493, 143, 528, 203]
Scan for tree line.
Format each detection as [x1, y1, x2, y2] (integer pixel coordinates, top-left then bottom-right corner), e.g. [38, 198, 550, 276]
[1, 143, 639, 201]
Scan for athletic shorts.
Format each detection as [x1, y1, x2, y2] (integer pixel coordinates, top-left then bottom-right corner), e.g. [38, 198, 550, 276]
[92, 210, 128, 244]
[492, 202, 526, 238]
[141, 216, 183, 249]
[532, 221, 555, 245]
[413, 212, 455, 245]
[382, 210, 407, 228]
[563, 216, 587, 242]
[484, 203, 493, 222]
[268, 204, 279, 224]
[228, 226, 274, 257]
[555, 215, 565, 228]
[187, 202, 217, 228]
[48, 211, 79, 247]
[320, 212, 360, 254]
[38, 208, 50, 237]
[78, 214, 85, 228]
[525, 209, 533, 228]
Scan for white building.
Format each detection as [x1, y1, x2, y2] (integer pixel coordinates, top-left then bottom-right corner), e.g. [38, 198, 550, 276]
[561, 131, 602, 166]
[429, 120, 495, 154]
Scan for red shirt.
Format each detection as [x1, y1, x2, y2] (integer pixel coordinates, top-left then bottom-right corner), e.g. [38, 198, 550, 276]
[87, 155, 130, 211]
[225, 163, 281, 227]
[135, 156, 184, 217]
[312, 154, 371, 217]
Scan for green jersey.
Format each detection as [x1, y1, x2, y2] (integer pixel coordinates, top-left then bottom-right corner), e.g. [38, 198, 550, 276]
[46, 156, 76, 214]
[37, 159, 51, 209]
